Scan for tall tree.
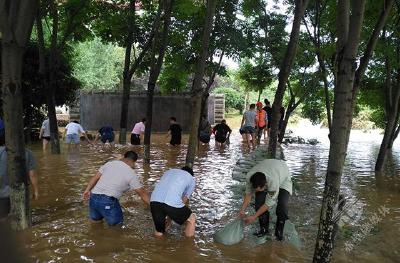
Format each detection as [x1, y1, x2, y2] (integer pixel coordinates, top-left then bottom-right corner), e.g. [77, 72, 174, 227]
[143, 0, 173, 163]
[185, 0, 217, 168]
[0, 0, 37, 230]
[313, 0, 393, 261]
[375, 5, 399, 171]
[36, 0, 93, 153]
[267, 0, 310, 158]
[113, 1, 163, 144]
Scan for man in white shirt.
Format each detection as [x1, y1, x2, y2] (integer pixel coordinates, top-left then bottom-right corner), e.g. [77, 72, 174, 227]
[238, 159, 292, 241]
[83, 151, 150, 226]
[64, 121, 91, 148]
[39, 118, 50, 150]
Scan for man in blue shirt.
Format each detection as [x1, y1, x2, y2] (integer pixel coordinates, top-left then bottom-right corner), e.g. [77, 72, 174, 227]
[150, 167, 196, 237]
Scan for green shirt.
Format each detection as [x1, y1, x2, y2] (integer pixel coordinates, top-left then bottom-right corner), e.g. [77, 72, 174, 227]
[245, 159, 292, 208]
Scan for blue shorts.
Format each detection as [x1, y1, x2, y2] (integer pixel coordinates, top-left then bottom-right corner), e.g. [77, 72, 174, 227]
[243, 126, 256, 134]
[66, 134, 80, 144]
[89, 193, 123, 226]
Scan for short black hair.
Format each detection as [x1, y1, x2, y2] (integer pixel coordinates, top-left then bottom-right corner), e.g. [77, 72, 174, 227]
[250, 104, 256, 109]
[170, 117, 177, 122]
[142, 118, 147, 122]
[124, 151, 138, 161]
[181, 166, 194, 176]
[250, 172, 266, 189]
[73, 120, 79, 124]
[221, 119, 226, 124]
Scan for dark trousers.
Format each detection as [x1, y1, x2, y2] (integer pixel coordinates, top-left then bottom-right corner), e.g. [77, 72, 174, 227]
[0, 197, 10, 218]
[254, 188, 289, 240]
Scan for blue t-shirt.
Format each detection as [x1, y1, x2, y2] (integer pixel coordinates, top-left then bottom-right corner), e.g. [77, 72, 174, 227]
[99, 126, 114, 139]
[150, 169, 195, 208]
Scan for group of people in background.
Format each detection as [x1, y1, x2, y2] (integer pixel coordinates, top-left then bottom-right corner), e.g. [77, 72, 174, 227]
[240, 99, 285, 148]
[38, 115, 233, 150]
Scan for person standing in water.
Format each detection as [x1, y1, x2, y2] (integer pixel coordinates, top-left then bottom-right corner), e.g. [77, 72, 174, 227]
[150, 167, 196, 237]
[263, 99, 272, 138]
[238, 159, 292, 241]
[64, 121, 91, 148]
[131, 119, 146, 145]
[0, 133, 39, 218]
[167, 117, 182, 146]
[213, 119, 232, 146]
[255, 102, 267, 142]
[39, 118, 50, 150]
[198, 115, 212, 144]
[240, 104, 257, 148]
[83, 151, 150, 226]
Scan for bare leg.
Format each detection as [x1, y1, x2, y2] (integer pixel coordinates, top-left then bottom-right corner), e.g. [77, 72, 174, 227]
[251, 133, 257, 148]
[184, 213, 196, 237]
[245, 133, 251, 148]
[42, 139, 48, 150]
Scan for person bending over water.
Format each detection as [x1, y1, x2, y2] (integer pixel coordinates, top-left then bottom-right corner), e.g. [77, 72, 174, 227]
[83, 151, 150, 226]
[238, 159, 292, 241]
[213, 119, 232, 146]
[150, 167, 196, 237]
[94, 125, 115, 145]
[167, 117, 182, 146]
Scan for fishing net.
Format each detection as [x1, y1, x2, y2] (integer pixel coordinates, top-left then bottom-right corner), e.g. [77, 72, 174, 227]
[214, 219, 245, 245]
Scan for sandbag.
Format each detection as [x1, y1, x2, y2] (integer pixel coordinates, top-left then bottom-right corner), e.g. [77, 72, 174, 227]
[214, 219, 244, 245]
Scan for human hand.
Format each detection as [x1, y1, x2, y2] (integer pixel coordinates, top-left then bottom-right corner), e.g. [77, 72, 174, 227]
[244, 215, 257, 225]
[83, 190, 90, 201]
[238, 210, 246, 218]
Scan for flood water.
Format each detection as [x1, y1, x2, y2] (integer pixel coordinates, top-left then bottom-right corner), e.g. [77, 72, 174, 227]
[19, 126, 400, 263]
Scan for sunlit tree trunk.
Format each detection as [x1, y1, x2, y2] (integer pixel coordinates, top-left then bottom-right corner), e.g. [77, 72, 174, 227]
[268, 0, 310, 158]
[144, 0, 173, 163]
[0, 0, 37, 230]
[185, 0, 217, 168]
[312, 0, 394, 260]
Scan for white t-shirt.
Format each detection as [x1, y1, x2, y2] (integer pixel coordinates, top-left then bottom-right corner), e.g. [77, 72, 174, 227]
[65, 122, 85, 135]
[41, 119, 50, 137]
[92, 160, 142, 199]
[245, 159, 292, 208]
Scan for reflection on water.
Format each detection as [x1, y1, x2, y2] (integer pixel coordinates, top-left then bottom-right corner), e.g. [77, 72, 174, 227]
[21, 128, 400, 262]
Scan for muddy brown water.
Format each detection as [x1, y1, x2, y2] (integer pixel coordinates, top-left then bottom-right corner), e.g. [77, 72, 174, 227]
[17, 130, 400, 262]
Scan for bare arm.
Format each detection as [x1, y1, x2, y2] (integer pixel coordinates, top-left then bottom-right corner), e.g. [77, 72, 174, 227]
[241, 115, 245, 127]
[83, 172, 101, 200]
[39, 128, 43, 139]
[239, 193, 252, 216]
[135, 187, 150, 205]
[182, 196, 189, 205]
[29, 170, 39, 200]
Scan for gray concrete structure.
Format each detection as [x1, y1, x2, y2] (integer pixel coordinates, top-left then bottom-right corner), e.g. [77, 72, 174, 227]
[78, 91, 224, 132]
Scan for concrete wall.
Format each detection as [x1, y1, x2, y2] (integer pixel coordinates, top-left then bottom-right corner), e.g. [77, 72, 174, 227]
[79, 92, 223, 132]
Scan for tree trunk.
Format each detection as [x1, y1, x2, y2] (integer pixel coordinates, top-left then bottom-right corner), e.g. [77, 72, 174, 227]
[267, 0, 310, 158]
[278, 107, 293, 143]
[0, 0, 37, 230]
[185, 0, 217, 168]
[376, 114, 397, 170]
[119, 0, 136, 144]
[144, 0, 173, 163]
[43, 0, 61, 154]
[317, 52, 333, 132]
[313, 0, 366, 261]
[375, 37, 400, 170]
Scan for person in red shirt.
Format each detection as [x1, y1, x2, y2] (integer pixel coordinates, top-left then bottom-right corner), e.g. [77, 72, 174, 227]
[255, 102, 267, 142]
